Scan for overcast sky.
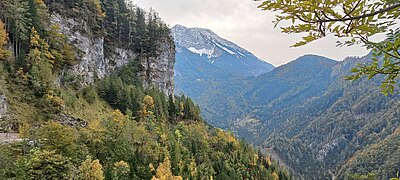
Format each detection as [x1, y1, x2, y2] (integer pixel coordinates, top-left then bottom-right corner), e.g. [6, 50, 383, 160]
[135, 0, 370, 66]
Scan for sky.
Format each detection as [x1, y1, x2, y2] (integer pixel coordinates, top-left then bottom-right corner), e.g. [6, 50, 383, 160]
[134, 0, 371, 66]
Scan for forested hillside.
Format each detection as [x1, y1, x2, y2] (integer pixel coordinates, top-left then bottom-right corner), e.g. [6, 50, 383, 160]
[172, 25, 274, 127]
[175, 45, 400, 179]
[199, 54, 400, 179]
[0, 0, 290, 179]
[259, 56, 400, 179]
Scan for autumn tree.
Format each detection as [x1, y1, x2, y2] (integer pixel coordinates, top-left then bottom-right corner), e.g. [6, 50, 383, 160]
[257, 0, 400, 94]
[112, 160, 130, 180]
[26, 150, 72, 180]
[152, 157, 183, 180]
[78, 156, 105, 180]
[348, 172, 377, 180]
[47, 24, 77, 69]
[103, 109, 128, 148]
[26, 27, 55, 94]
[0, 20, 11, 60]
[139, 95, 155, 120]
[37, 121, 79, 159]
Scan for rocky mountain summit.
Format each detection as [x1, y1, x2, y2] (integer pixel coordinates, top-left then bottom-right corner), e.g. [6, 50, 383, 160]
[172, 24, 274, 78]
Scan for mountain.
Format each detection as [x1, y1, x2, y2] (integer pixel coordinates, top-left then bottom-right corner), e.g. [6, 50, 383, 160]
[172, 24, 274, 78]
[0, 0, 290, 179]
[172, 24, 274, 126]
[174, 36, 400, 178]
[207, 54, 400, 179]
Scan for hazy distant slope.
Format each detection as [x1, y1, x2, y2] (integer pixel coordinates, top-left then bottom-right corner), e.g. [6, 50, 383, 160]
[234, 54, 400, 179]
[173, 24, 400, 178]
[172, 24, 274, 127]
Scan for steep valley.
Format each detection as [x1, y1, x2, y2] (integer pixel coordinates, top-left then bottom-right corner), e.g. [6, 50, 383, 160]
[0, 0, 290, 179]
[174, 33, 400, 179]
[0, 0, 399, 179]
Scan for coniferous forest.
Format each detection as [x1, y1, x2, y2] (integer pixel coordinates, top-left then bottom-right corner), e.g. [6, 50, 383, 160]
[0, 0, 290, 179]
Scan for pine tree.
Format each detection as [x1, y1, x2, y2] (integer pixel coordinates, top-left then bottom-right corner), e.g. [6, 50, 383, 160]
[170, 140, 182, 175]
[5, 0, 30, 59]
[168, 94, 177, 121]
[133, 7, 146, 53]
[28, 0, 49, 35]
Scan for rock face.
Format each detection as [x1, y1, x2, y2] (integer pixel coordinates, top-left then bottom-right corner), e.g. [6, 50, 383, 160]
[56, 114, 88, 128]
[138, 38, 175, 96]
[0, 94, 7, 119]
[51, 14, 174, 95]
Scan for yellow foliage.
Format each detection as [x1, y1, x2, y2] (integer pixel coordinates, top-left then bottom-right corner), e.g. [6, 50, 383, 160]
[179, 102, 184, 116]
[0, 21, 7, 47]
[249, 154, 259, 166]
[0, 20, 11, 60]
[30, 27, 41, 48]
[16, 68, 28, 83]
[28, 27, 55, 65]
[266, 156, 272, 167]
[19, 122, 31, 140]
[45, 90, 65, 108]
[88, 0, 105, 18]
[151, 157, 182, 180]
[216, 129, 237, 144]
[106, 109, 129, 140]
[112, 160, 130, 178]
[113, 160, 129, 169]
[79, 156, 94, 180]
[140, 95, 155, 120]
[37, 121, 78, 155]
[91, 160, 104, 180]
[143, 95, 155, 109]
[35, 0, 44, 4]
[79, 156, 104, 180]
[82, 119, 106, 144]
[271, 172, 279, 180]
[112, 109, 126, 126]
[160, 132, 168, 142]
[174, 129, 182, 140]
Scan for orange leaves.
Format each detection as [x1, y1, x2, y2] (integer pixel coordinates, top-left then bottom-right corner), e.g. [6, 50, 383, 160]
[0, 20, 11, 60]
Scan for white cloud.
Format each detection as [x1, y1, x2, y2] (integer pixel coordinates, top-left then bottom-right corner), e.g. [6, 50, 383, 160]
[135, 0, 370, 66]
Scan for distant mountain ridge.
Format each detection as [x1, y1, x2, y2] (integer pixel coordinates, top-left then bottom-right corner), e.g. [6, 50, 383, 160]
[175, 43, 400, 179]
[172, 24, 274, 78]
[172, 25, 275, 126]
[214, 54, 400, 179]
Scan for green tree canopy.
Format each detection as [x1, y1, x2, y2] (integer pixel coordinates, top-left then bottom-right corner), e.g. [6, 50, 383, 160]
[257, 0, 400, 94]
[26, 150, 72, 180]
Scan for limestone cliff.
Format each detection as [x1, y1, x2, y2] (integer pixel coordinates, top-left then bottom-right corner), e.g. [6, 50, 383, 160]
[138, 38, 175, 96]
[51, 14, 175, 95]
[0, 94, 7, 120]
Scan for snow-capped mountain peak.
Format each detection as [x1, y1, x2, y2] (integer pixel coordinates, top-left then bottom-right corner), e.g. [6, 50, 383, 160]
[172, 24, 256, 60]
[172, 24, 274, 78]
